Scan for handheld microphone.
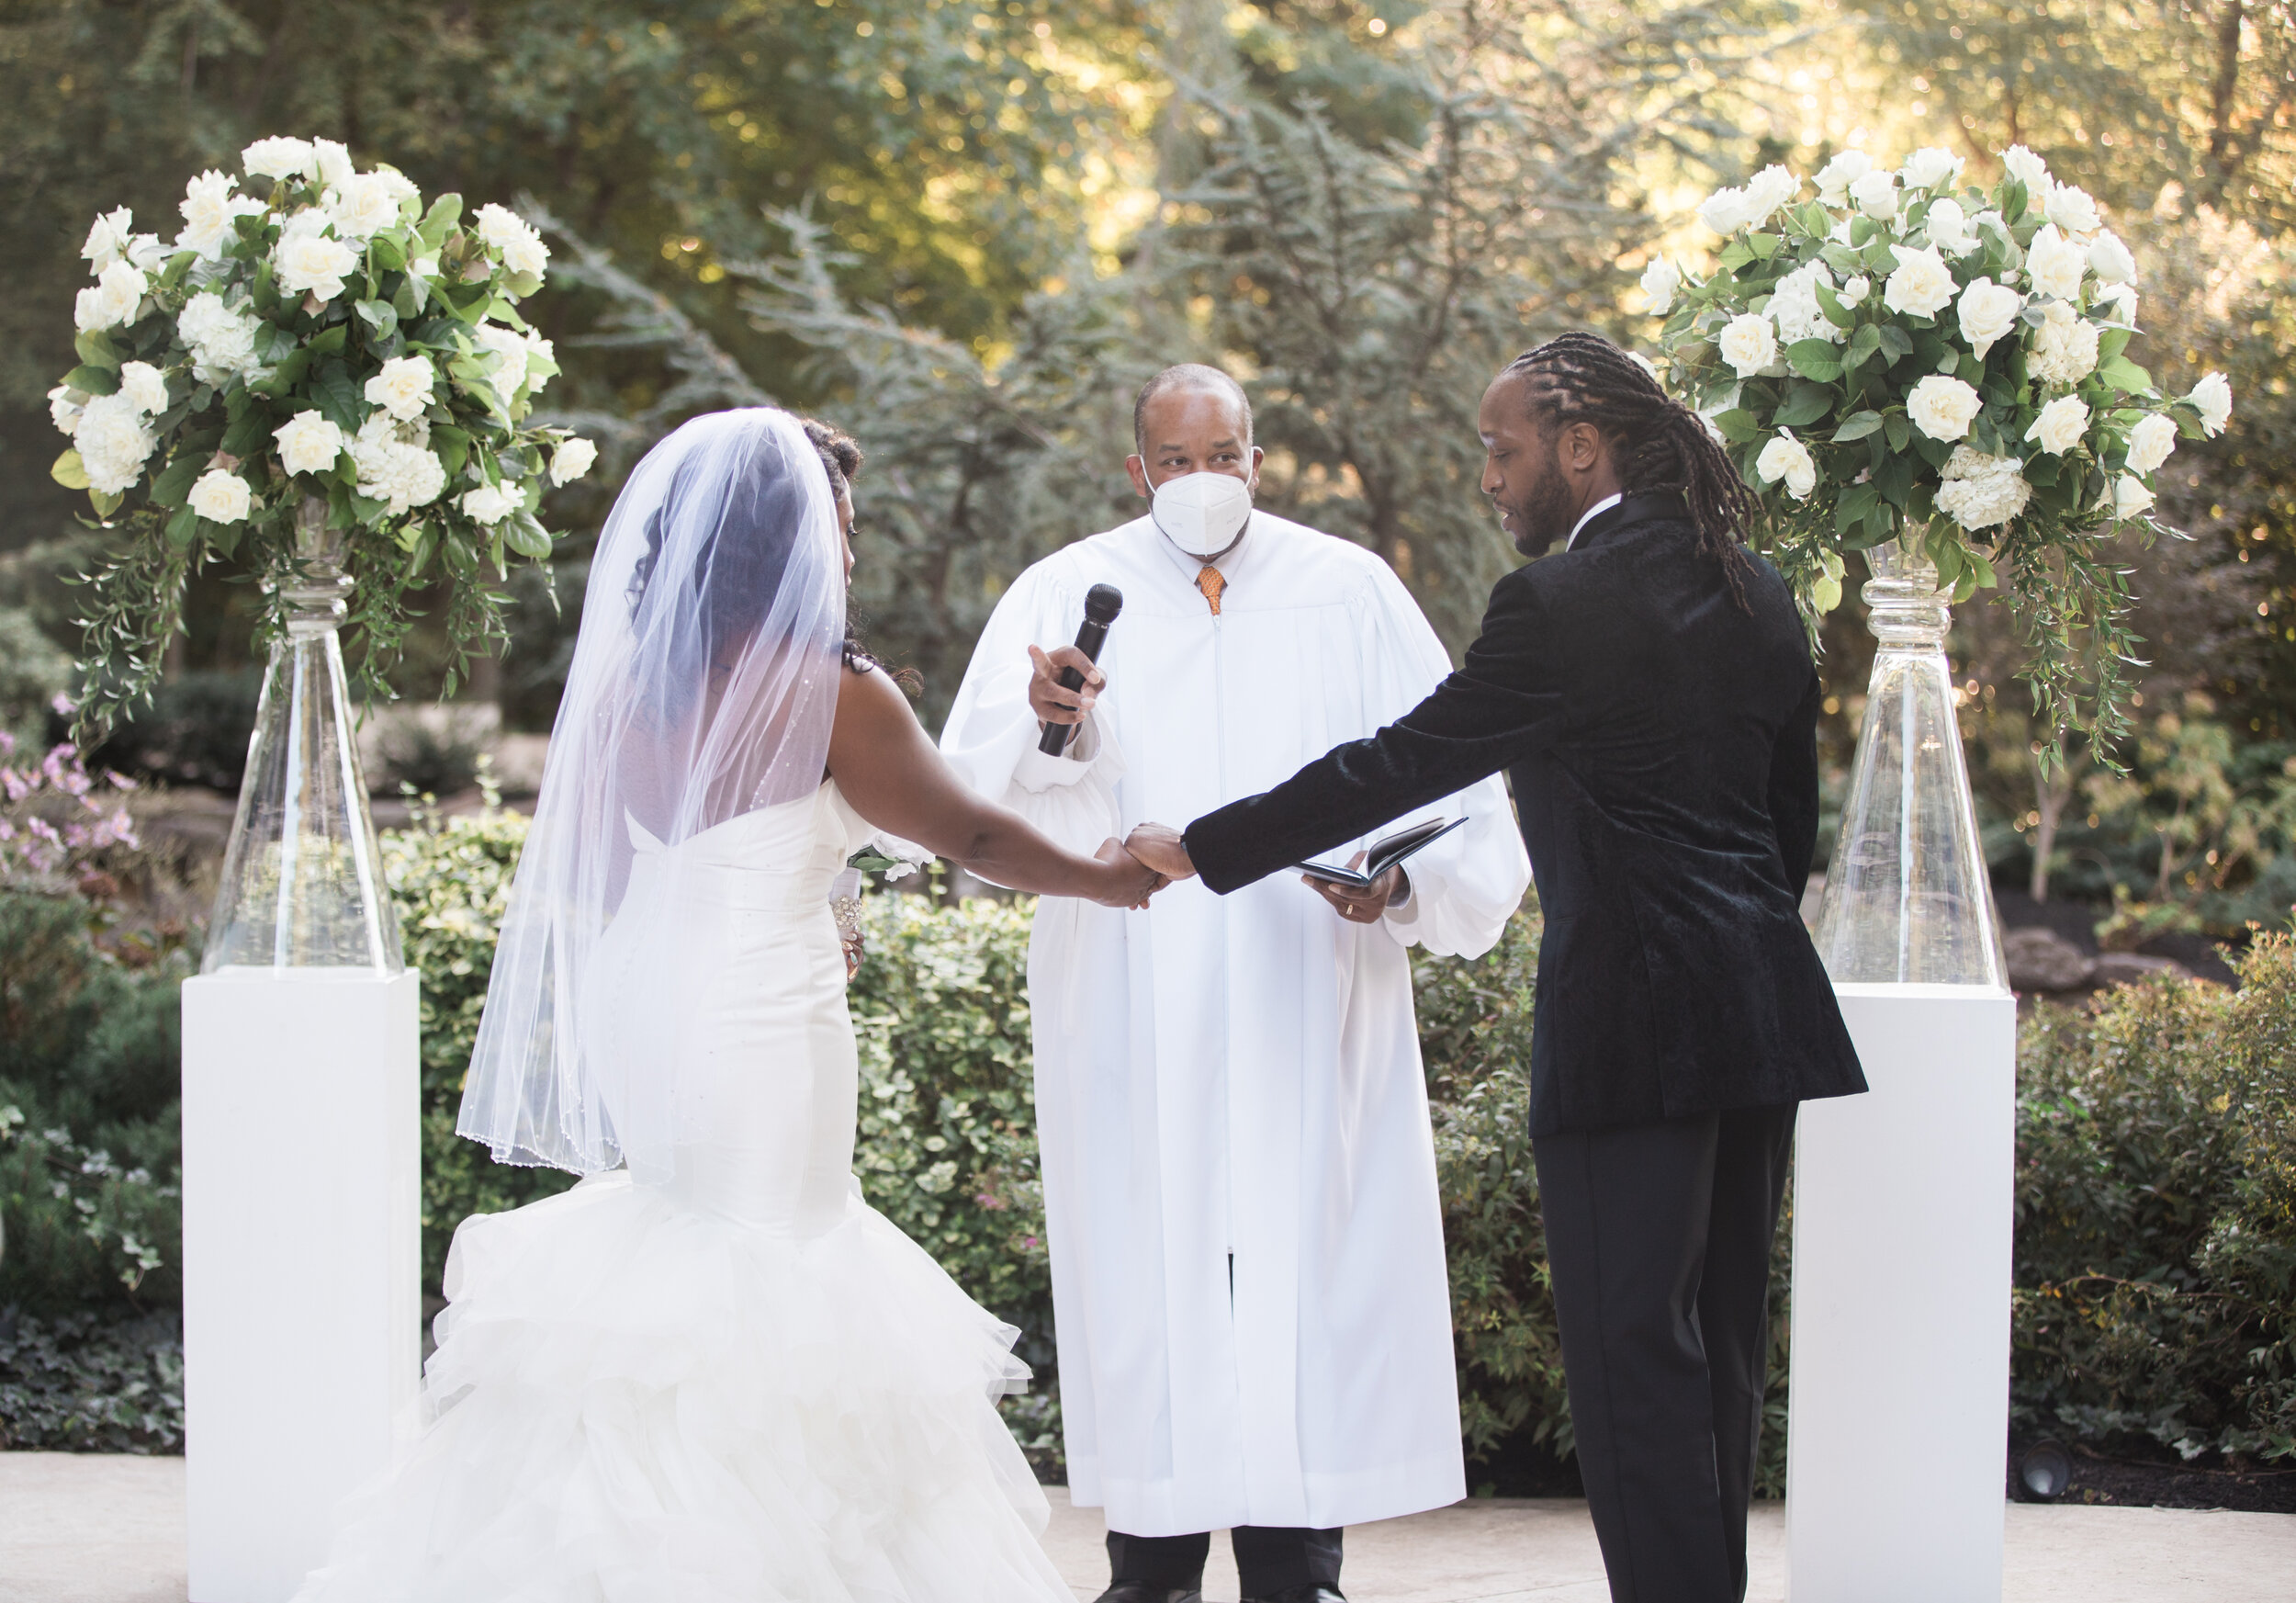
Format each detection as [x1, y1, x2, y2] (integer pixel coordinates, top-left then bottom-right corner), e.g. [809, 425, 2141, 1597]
[1039, 583, 1124, 756]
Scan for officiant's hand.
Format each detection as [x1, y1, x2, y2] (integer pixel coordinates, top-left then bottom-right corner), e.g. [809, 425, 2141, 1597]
[1028, 645, 1104, 729]
[1305, 852, 1407, 924]
[1123, 823, 1196, 882]
[1093, 839, 1167, 909]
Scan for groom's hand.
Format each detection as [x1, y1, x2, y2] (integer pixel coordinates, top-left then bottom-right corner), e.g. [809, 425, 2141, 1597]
[1124, 823, 1195, 881]
[1028, 644, 1103, 728]
[1304, 852, 1408, 924]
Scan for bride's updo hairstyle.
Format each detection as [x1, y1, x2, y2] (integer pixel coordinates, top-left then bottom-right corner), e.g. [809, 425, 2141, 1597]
[463, 408, 846, 1177]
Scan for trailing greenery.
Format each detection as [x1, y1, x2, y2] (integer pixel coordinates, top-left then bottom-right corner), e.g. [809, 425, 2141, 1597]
[0, 1309, 183, 1453]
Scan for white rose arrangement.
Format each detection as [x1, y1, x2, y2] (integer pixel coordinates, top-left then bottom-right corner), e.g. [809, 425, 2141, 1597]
[46, 140, 599, 737]
[1644, 144, 2234, 751]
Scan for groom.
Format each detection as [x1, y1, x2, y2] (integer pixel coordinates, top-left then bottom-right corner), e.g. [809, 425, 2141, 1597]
[1130, 333, 1866, 1603]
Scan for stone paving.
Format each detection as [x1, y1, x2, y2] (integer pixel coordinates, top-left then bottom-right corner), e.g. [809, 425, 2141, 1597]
[3, 1452, 2290, 1603]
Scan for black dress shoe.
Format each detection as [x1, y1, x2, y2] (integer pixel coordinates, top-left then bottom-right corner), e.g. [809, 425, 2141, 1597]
[1243, 1587, 1345, 1603]
[1092, 1587, 1203, 1603]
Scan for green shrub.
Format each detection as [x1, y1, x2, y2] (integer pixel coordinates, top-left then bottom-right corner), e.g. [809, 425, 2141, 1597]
[0, 890, 186, 1317]
[379, 801, 576, 1293]
[0, 1310, 182, 1452]
[2014, 933, 2296, 1462]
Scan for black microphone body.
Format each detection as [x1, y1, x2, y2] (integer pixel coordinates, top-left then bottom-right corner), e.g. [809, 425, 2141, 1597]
[1040, 583, 1125, 756]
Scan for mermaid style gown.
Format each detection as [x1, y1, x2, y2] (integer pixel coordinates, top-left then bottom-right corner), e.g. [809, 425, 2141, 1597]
[294, 784, 1071, 1603]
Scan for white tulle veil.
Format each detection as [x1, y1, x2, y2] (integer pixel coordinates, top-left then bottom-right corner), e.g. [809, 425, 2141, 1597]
[458, 408, 846, 1178]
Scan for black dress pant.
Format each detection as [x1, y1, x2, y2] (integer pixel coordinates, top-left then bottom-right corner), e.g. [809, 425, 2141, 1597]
[1533, 1102, 1796, 1603]
[1108, 1526, 1342, 1597]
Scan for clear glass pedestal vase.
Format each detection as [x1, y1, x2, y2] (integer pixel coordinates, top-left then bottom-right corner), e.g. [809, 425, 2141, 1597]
[1810, 533, 2006, 988]
[201, 499, 403, 975]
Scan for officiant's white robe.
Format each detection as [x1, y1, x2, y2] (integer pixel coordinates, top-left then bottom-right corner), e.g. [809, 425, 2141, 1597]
[940, 510, 1530, 1537]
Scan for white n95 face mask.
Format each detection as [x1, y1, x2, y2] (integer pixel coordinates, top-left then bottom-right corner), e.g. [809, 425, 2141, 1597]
[1151, 471, 1254, 560]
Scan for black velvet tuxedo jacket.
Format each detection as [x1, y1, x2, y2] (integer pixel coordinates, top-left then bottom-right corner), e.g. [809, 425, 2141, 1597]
[1184, 491, 1865, 1137]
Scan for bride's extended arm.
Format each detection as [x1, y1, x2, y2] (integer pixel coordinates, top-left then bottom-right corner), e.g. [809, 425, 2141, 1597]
[827, 663, 1160, 908]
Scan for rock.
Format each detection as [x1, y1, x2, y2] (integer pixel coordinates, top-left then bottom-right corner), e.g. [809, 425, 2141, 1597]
[2006, 927, 2095, 992]
[2090, 951, 2189, 988]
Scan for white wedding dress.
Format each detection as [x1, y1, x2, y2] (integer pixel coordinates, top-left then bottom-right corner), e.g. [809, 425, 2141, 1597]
[295, 782, 1072, 1603]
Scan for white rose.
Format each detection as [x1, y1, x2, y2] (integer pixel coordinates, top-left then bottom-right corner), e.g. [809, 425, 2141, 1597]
[242, 137, 316, 182]
[2186, 372, 2233, 437]
[188, 468, 253, 524]
[468, 322, 532, 399]
[523, 334, 556, 395]
[177, 170, 264, 260]
[2111, 475, 2155, 519]
[1848, 169, 1900, 221]
[2025, 394, 2091, 455]
[273, 212, 360, 301]
[74, 260, 146, 333]
[370, 165, 421, 208]
[2097, 281, 2140, 325]
[309, 139, 354, 188]
[1717, 311, 1780, 378]
[274, 409, 344, 476]
[81, 207, 135, 272]
[125, 233, 168, 272]
[2044, 184, 2102, 237]
[2024, 223, 2087, 301]
[459, 482, 520, 525]
[1639, 256, 1681, 315]
[1744, 164, 1801, 223]
[118, 360, 169, 417]
[323, 172, 405, 243]
[1924, 197, 1970, 253]
[474, 202, 551, 277]
[349, 418, 447, 515]
[48, 385, 84, 437]
[1769, 262, 1840, 345]
[2000, 145, 2052, 193]
[1755, 432, 1818, 499]
[2029, 301, 2101, 385]
[73, 394, 157, 496]
[1907, 374, 1983, 441]
[1815, 149, 1873, 203]
[1840, 274, 1871, 307]
[2088, 230, 2137, 286]
[1882, 244, 1955, 318]
[409, 254, 440, 281]
[1936, 446, 2033, 531]
[364, 355, 436, 422]
[2125, 412, 2178, 473]
[178, 292, 264, 384]
[1698, 185, 1757, 236]
[1954, 277, 2023, 358]
[1902, 146, 1964, 191]
[550, 437, 598, 486]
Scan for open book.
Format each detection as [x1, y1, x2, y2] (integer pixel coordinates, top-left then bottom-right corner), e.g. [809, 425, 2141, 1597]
[1294, 817, 1467, 889]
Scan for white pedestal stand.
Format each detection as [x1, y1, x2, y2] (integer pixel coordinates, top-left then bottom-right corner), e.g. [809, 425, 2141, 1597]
[1785, 982, 2017, 1603]
[181, 969, 422, 1603]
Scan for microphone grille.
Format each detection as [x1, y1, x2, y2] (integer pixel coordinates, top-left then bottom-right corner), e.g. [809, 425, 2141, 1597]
[1084, 582, 1124, 623]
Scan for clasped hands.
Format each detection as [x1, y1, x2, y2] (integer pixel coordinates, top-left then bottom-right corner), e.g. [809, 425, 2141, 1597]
[1035, 646, 1401, 922]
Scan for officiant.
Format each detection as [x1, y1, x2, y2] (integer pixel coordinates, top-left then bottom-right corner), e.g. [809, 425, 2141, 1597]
[940, 365, 1530, 1603]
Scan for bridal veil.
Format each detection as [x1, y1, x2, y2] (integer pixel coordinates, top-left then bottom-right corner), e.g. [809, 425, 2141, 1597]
[458, 408, 846, 1180]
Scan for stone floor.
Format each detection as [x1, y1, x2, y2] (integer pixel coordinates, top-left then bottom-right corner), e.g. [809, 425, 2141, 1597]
[3, 1452, 2290, 1602]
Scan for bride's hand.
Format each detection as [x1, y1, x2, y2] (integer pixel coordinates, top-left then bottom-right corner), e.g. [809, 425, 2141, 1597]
[1123, 823, 1196, 882]
[1092, 839, 1166, 909]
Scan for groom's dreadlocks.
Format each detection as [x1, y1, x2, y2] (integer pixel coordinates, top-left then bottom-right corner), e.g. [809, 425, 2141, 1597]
[1502, 332, 1755, 608]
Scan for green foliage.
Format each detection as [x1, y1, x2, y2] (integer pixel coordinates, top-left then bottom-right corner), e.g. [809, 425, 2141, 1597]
[0, 889, 188, 1318]
[378, 796, 574, 1293]
[0, 1310, 184, 1452]
[2014, 934, 2296, 1462]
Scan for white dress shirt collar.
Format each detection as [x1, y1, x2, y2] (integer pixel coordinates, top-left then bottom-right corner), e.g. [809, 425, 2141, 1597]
[1563, 492, 1626, 552]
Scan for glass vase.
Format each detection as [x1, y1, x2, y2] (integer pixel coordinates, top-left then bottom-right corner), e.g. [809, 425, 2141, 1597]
[201, 498, 403, 974]
[1810, 532, 2006, 988]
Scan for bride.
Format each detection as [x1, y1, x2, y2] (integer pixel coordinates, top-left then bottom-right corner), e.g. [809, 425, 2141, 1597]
[294, 408, 1163, 1601]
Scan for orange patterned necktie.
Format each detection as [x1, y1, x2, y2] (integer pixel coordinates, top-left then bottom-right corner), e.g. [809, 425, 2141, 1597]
[1197, 564, 1225, 616]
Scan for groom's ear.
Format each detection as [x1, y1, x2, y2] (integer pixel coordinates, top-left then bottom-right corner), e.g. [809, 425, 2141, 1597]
[1125, 454, 1152, 499]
